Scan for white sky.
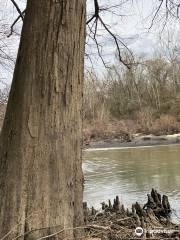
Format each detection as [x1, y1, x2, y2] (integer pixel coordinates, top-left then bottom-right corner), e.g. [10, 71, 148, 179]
[86, 0, 180, 71]
[0, 0, 180, 83]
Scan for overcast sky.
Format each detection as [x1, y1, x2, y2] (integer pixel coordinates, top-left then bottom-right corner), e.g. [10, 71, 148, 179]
[0, 0, 180, 84]
[86, 0, 180, 71]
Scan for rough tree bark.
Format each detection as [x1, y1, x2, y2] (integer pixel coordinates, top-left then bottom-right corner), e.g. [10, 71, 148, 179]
[0, 0, 85, 239]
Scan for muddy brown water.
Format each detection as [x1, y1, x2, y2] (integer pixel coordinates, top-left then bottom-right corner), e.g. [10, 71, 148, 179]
[83, 144, 180, 223]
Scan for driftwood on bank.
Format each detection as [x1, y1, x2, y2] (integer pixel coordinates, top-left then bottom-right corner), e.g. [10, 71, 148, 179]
[83, 189, 180, 239]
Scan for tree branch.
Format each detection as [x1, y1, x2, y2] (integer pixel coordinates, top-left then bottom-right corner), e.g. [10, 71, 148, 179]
[86, 0, 133, 69]
[149, 0, 180, 30]
[149, 0, 164, 30]
[10, 0, 24, 20]
[7, 9, 26, 37]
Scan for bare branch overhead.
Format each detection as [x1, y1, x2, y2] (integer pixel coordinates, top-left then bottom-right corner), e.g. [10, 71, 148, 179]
[10, 0, 24, 20]
[86, 0, 133, 69]
[149, 0, 180, 30]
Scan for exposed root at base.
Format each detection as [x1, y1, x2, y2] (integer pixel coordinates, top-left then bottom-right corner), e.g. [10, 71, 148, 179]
[84, 189, 180, 239]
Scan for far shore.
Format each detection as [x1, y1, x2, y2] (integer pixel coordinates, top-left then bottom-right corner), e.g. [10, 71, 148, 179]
[84, 133, 180, 149]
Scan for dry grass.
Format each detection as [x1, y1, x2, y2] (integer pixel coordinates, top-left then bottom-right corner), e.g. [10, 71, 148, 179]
[83, 120, 132, 145]
[151, 114, 180, 135]
[84, 114, 180, 145]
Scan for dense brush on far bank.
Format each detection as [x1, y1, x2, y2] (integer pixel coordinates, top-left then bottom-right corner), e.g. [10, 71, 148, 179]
[84, 55, 180, 144]
[83, 115, 180, 144]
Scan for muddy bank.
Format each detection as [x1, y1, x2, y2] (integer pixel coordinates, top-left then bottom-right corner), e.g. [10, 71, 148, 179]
[84, 133, 180, 149]
[84, 189, 180, 239]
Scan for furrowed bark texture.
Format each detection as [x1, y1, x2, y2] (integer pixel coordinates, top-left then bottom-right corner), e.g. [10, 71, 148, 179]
[0, 0, 85, 239]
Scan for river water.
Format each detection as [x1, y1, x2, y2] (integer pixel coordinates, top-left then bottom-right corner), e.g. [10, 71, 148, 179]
[83, 144, 180, 222]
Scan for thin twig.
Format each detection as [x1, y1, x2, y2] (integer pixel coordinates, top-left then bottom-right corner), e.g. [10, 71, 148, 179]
[149, 0, 164, 30]
[7, 9, 26, 37]
[11, 224, 110, 240]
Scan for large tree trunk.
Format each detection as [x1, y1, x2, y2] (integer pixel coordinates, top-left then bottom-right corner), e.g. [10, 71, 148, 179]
[0, 0, 85, 239]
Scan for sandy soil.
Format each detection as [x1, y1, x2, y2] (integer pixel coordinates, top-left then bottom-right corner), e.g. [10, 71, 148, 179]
[85, 133, 180, 149]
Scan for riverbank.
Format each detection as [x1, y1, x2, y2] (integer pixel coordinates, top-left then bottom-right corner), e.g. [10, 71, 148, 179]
[84, 133, 180, 149]
[83, 117, 180, 149]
